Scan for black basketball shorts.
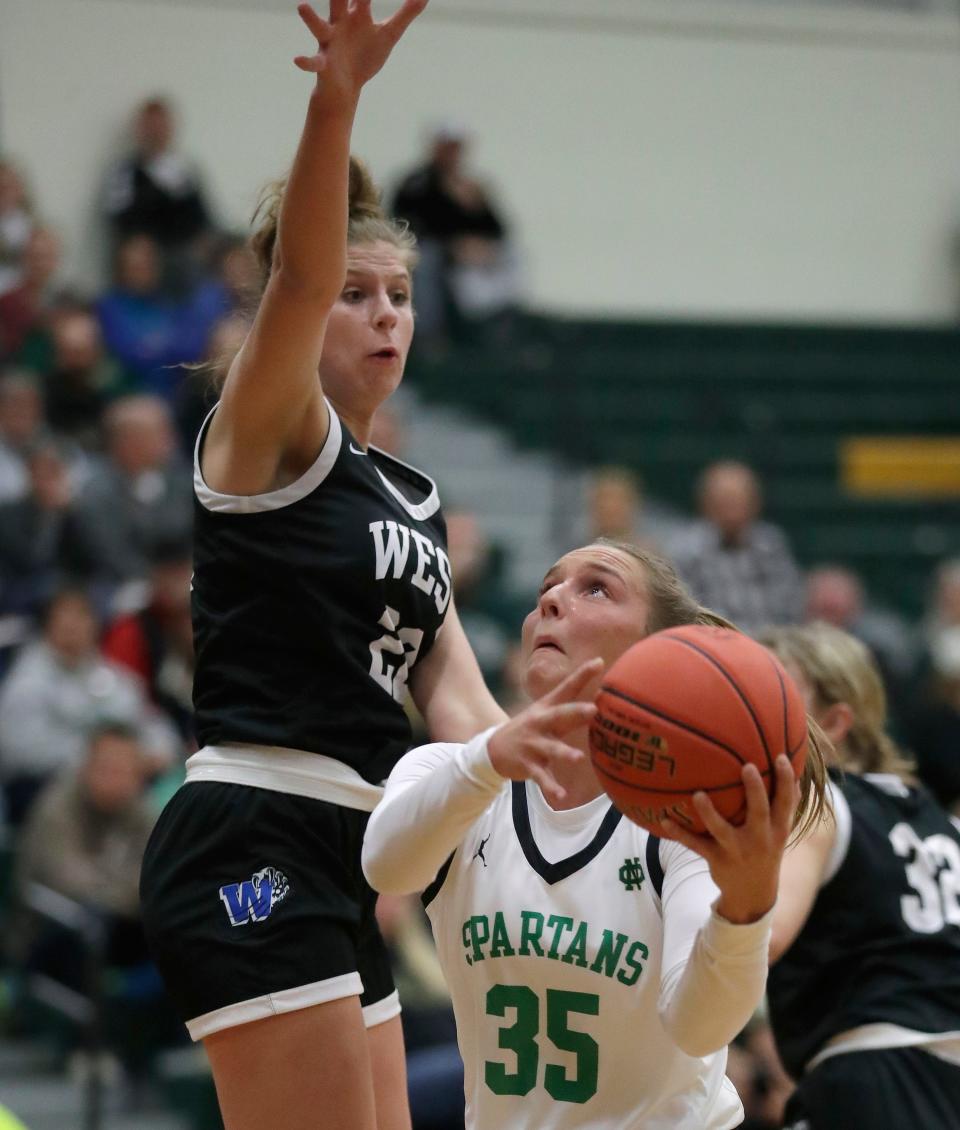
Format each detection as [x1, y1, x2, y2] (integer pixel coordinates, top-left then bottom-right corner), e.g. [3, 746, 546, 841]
[140, 781, 397, 1041]
[783, 1045, 960, 1130]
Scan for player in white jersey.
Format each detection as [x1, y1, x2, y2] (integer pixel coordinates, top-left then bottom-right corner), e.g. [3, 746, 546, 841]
[364, 540, 826, 1129]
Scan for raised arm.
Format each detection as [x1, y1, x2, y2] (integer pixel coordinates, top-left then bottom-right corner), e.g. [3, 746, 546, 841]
[203, 0, 426, 496]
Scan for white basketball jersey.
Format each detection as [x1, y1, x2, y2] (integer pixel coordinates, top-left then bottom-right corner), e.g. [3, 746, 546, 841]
[424, 778, 743, 1129]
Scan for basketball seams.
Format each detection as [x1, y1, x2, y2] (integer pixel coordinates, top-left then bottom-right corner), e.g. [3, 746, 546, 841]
[598, 684, 749, 766]
[661, 633, 775, 777]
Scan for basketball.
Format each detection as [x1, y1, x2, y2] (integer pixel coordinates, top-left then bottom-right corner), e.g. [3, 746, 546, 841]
[589, 625, 807, 833]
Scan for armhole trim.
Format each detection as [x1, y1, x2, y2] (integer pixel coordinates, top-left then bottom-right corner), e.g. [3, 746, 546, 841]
[421, 852, 455, 909]
[821, 781, 852, 886]
[194, 400, 342, 513]
[645, 833, 665, 902]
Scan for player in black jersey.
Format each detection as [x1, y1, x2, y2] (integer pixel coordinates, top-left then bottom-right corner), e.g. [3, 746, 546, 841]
[761, 624, 960, 1129]
[139, 5, 505, 1130]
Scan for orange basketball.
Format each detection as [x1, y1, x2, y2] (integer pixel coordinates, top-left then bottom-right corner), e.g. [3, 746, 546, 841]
[589, 625, 807, 834]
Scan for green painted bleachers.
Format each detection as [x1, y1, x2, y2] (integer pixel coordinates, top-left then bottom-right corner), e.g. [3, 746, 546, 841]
[408, 316, 960, 616]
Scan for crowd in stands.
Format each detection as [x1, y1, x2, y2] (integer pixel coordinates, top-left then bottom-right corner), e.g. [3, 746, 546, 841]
[0, 95, 958, 1129]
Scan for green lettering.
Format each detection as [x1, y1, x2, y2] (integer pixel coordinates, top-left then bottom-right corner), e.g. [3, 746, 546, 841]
[546, 915, 574, 959]
[519, 910, 545, 956]
[617, 940, 649, 987]
[489, 911, 516, 958]
[462, 915, 490, 965]
[589, 929, 629, 978]
[561, 921, 590, 967]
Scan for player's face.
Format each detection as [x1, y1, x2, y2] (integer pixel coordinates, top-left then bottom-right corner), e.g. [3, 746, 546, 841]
[521, 547, 651, 700]
[320, 241, 414, 411]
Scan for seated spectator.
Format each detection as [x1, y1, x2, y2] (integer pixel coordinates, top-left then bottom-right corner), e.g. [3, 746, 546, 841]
[102, 541, 195, 744]
[69, 395, 192, 600]
[96, 233, 214, 402]
[0, 440, 82, 626]
[0, 226, 63, 362]
[0, 158, 36, 296]
[580, 465, 688, 553]
[12, 722, 155, 924]
[445, 508, 524, 697]
[102, 96, 215, 287]
[804, 563, 915, 725]
[0, 587, 179, 826]
[391, 124, 521, 346]
[42, 307, 129, 449]
[0, 369, 45, 501]
[10, 723, 169, 1080]
[174, 311, 248, 450]
[671, 460, 802, 634]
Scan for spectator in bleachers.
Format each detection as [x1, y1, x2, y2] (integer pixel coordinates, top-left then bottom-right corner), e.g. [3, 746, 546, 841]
[0, 441, 81, 625]
[804, 563, 915, 723]
[0, 369, 45, 501]
[9, 723, 164, 1082]
[102, 96, 215, 285]
[445, 509, 521, 697]
[173, 310, 248, 450]
[96, 233, 216, 403]
[671, 460, 802, 634]
[902, 559, 960, 813]
[102, 541, 195, 744]
[42, 307, 129, 449]
[12, 722, 155, 926]
[69, 395, 192, 599]
[391, 123, 520, 347]
[582, 465, 689, 553]
[0, 588, 179, 826]
[0, 227, 63, 362]
[0, 158, 36, 297]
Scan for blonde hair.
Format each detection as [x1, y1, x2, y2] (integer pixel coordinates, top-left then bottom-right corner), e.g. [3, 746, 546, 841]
[250, 155, 417, 290]
[593, 539, 829, 836]
[759, 623, 914, 780]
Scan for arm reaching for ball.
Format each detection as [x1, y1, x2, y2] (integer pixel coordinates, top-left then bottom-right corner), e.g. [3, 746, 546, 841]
[363, 660, 600, 894]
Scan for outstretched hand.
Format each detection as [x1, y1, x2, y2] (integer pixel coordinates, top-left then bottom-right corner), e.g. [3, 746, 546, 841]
[294, 0, 427, 103]
[659, 756, 800, 924]
[486, 659, 601, 806]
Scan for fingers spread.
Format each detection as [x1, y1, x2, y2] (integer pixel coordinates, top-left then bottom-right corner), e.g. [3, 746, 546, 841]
[294, 53, 328, 72]
[384, 0, 428, 43]
[299, 3, 334, 39]
[541, 700, 597, 736]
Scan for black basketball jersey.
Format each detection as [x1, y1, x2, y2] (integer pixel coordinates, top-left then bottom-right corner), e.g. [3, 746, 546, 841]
[191, 405, 450, 785]
[768, 772, 960, 1079]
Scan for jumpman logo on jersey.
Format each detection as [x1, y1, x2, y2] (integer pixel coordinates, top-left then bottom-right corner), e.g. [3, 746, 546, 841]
[619, 857, 645, 891]
[473, 835, 491, 868]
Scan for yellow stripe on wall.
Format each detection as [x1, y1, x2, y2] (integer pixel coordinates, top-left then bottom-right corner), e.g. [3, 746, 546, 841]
[842, 437, 960, 498]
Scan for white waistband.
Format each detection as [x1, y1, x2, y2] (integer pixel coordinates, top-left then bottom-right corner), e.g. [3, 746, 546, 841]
[184, 744, 384, 812]
[806, 1023, 960, 1071]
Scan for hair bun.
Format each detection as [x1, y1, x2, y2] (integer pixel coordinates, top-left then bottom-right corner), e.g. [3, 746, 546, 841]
[349, 155, 384, 223]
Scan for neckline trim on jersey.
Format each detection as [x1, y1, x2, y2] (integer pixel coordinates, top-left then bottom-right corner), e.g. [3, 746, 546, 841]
[193, 400, 342, 514]
[511, 781, 622, 885]
[365, 445, 440, 521]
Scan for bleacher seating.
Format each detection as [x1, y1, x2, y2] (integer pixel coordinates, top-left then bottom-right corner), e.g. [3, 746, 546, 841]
[408, 316, 960, 616]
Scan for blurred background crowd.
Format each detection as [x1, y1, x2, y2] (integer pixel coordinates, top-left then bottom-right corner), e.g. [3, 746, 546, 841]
[1, 0, 960, 1126]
